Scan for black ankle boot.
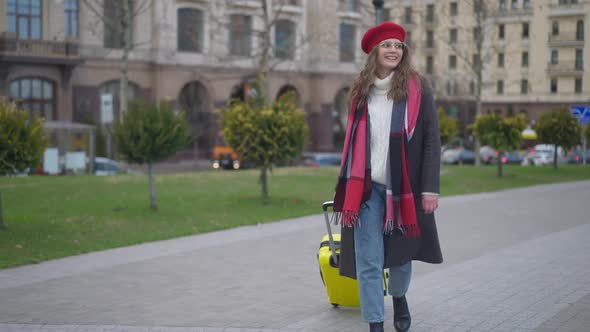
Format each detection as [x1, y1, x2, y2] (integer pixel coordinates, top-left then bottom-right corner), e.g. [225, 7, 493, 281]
[393, 295, 411, 332]
[369, 322, 384, 332]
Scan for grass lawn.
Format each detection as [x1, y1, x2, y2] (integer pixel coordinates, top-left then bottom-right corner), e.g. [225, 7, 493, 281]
[1, 164, 589, 269]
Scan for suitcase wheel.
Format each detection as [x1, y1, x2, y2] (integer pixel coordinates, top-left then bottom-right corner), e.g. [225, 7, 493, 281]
[331, 303, 339, 308]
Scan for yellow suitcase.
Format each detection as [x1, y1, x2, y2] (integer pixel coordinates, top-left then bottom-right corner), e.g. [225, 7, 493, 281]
[318, 201, 388, 308]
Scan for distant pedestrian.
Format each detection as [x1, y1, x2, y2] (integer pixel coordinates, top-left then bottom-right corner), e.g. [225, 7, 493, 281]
[332, 21, 443, 332]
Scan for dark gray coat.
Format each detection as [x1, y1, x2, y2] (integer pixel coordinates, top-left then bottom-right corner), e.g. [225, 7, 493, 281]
[339, 84, 443, 279]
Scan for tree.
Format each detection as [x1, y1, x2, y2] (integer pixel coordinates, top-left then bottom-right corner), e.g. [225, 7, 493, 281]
[113, 100, 188, 210]
[473, 113, 525, 177]
[221, 89, 308, 204]
[438, 107, 458, 145]
[81, 0, 152, 120]
[535, 109, 582, 170]
[0, 100, 48, 228]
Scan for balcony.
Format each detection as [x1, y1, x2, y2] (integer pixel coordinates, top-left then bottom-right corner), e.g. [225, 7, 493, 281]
[548, 33, 585, 47]
[547, 61, 584, 76]
[548, 1, 588, 17]
[496, 7, 533, 23]
[0, 32, 82, 66]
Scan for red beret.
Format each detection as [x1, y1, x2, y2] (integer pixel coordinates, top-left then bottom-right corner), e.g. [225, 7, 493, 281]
[361, 22, 406, 54]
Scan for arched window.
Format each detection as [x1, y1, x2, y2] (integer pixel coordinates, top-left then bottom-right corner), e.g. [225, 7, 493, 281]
[275, 19, 296, 59]
[98, 80, 139, 122]
[178, 7, 204, 53]
[9, 78, 55, 120]
[276, 84, 299, 105]
[577, 20, 584, 41]
[178, 81, 212, 156]
[333, 87, 350, 149]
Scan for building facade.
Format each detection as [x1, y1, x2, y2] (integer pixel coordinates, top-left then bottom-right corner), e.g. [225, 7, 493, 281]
[386, 0, 590, 138]
[1, 0, 589, 160]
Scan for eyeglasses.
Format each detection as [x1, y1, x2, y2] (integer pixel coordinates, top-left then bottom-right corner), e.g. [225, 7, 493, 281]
[379, 41, 407, 50]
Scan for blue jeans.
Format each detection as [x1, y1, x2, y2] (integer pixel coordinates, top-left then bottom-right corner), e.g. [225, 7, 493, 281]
[354, 182, 412, 323]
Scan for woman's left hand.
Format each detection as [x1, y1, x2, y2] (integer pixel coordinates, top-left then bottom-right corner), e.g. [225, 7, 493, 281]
[422, 195, 439, 214]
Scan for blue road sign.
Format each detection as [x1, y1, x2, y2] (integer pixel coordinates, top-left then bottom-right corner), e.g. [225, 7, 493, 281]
[570, 105, 590, 126]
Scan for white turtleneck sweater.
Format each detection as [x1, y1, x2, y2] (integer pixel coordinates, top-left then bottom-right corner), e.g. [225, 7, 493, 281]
[368, 71, 395, 185]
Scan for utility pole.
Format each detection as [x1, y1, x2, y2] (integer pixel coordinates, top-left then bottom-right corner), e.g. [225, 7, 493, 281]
[373, 0, 384, 25]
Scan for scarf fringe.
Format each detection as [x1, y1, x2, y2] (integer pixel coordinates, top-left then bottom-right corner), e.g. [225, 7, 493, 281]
[337, 210, 359, 228]
[384, 220, 421, 237]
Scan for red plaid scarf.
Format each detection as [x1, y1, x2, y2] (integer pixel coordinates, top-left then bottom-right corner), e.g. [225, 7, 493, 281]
[333, 78, 422, 237]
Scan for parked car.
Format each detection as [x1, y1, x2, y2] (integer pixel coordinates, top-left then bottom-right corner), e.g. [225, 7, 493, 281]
[480, 145, 498, 164]
[441, 148, 476, 165]
[500, 151, 524, 165]
[566, 149, 590, 164]
[521, 144, 564, 166]
[94, 157, 123, 176]
[301, 153, 342, 167]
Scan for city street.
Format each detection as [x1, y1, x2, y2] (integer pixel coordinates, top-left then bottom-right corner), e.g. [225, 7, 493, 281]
[0, 181, 589, 332]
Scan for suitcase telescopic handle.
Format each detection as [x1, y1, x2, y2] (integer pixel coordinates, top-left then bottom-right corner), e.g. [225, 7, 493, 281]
[321, 200, 338, 266]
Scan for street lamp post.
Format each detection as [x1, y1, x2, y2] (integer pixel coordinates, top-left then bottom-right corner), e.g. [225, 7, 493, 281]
[373, 0, 384, 25]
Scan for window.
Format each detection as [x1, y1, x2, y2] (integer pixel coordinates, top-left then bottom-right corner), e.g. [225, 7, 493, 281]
[577, 20, 584, 41]
[474, 0, 481, 12]
[521, 79, 528, 94]
[470, 81, 475, 94]
[499, 0, 507, 11]
[338, 0, 358, 12]
[406, 31, 412, 48]
[426, 4, 435, 22]
[552, 21, 559, 36]
[229, 15, 252, 56]
[450, 29, 458, 44]
[575, 78, 582, 94]
[275, 19, 296, 59]
[426, 56, 433, 74]
[450, 2, 458, 16]
[339, 23, 356, 62]
[498, 52, 504, 67]
[178, 8, 204, 53]
[499, 24, 505, 39]
[473, 53, 481, 70]
[65, 0, 78, 38]
[550, 79, 557, 93]
[522, 51, 529, 67]
[473, 27, 481, 41]
[522, 22, 529, 38]
[404, 7, 412, 24]
[99, 80, 139, 122]
[9, 78, 55, 120]
[277, 0, 300, 5]
[523, 0, 531, 8]
[551, 49, 558, 65]
[497, 80, 504, 94]
[575, 49, 583, 70]
[104, 0, 134, 49]
[449, 55, 457, 69]
[7, 0, 42, 39]
[426, 30, 434, 48]
[511, 0, 518, 9]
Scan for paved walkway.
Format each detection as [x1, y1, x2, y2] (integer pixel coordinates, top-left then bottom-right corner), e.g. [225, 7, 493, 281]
[1, 181, 589, 332]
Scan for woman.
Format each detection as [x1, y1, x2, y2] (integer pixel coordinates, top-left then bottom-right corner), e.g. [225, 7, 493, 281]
[333, 21, 443, 332]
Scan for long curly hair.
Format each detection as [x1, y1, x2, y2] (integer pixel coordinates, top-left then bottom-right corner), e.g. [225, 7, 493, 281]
[347, 43, 420, 110]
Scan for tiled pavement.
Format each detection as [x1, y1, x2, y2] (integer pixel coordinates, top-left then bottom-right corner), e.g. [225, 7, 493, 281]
[1, 181, 589, 332]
